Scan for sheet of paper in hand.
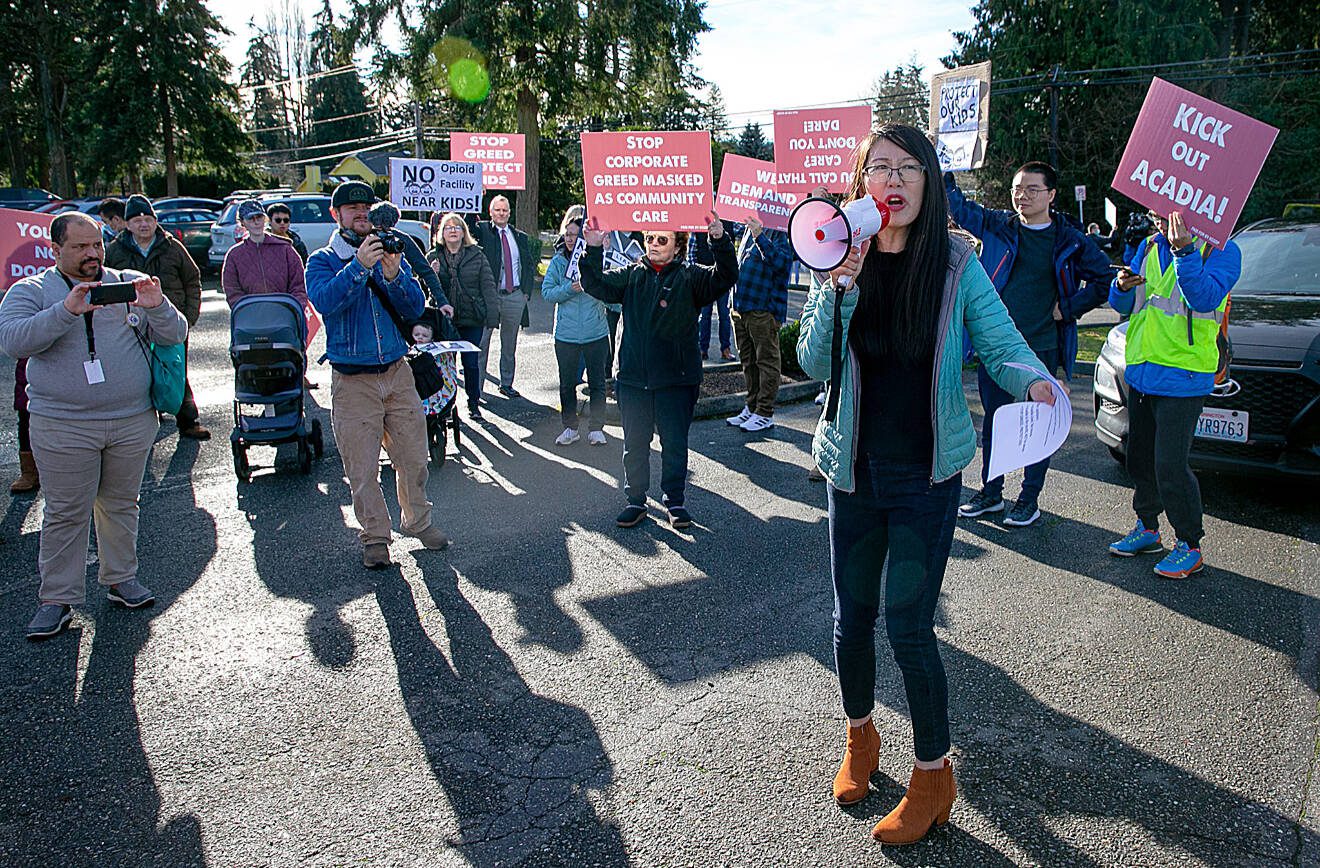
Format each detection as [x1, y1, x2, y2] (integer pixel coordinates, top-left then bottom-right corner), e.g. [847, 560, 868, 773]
[985, 363, 1073, 482]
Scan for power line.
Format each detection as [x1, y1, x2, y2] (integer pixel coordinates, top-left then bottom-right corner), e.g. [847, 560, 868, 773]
[245, 129, 411, 158]
[238, 64, 358, 94]
[280, 135, 415, 166]
[243, 108, 382, 135]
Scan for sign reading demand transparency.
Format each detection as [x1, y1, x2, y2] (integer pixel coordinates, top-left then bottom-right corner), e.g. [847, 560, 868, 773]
[389, 158, 484, 213]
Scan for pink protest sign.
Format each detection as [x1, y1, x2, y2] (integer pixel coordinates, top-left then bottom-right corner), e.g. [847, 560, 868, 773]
[1111, 77, 1278, 249]
[581, 131, 713, 231]
[714, 155, 800, 231]
[1, 208, 55, 292]
[450, 132, 526, 190]
[773, 104, 872, 193]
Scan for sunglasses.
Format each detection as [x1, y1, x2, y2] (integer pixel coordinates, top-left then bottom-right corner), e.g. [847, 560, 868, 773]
[644, 234, 672, 246]
[271, 217, 290, 224]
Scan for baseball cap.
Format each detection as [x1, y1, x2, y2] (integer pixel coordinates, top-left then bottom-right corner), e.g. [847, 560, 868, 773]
[332, 181, 376, 209]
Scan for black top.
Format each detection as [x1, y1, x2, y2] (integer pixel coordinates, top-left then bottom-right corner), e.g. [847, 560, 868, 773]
[850, 249, 935, 464]
[1001, 222, 1057, 352]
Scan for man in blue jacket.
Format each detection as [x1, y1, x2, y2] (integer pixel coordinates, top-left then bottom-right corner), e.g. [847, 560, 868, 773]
[947, 163, 1113, 526]
[306, 181, 449, 568]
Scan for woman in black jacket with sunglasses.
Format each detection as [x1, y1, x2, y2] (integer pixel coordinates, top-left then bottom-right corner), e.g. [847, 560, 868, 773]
[580, 212, 737, 529]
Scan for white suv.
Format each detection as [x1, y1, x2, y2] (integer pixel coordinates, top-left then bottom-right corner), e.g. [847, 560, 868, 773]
[208, 193, 431, 267]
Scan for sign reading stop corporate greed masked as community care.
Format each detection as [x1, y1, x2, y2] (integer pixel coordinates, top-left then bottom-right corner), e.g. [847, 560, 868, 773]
[773, 105, 872, 194]
[1112, 77, 1278, 249]
[714, 155, 799, 232]
[581, 131, 714, 231]
[449, 132, 525, 190]
[1, 208, 55, 291]
[389, 158, 484, 213]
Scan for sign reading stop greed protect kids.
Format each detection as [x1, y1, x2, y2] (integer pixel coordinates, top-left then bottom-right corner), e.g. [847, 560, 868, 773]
[1, 208, 56, 292]
[773, 104, 872, 194]
[450, 132, 526, 190]
[1111, 77, 1278, 249]
[580, 131, 714, 231]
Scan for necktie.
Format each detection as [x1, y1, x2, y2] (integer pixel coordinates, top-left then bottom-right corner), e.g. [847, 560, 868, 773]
[501, 228, 514, 291]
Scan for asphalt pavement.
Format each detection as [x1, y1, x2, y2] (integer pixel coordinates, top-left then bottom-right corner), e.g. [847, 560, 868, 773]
[0, 282, 1316, 866]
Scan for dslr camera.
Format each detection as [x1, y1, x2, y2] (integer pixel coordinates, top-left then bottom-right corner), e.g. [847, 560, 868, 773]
[368, 201, 407, 254]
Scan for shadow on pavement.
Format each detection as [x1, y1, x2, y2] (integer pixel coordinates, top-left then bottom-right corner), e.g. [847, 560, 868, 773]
[377, 559, 628, 866]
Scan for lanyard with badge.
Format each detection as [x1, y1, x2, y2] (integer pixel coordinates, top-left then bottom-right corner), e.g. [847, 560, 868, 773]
[58, 271, 136, 385]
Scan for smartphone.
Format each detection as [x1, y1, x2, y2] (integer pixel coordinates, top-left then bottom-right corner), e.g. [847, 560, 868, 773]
[89, 281, 137, 306]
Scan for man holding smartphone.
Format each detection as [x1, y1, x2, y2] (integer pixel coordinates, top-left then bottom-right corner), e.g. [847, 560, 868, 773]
[0, 212, 188, 639]
[105, 194, 208, 440]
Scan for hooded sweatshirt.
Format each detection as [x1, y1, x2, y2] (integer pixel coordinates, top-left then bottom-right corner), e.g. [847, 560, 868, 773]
[221, 233, 309, 311]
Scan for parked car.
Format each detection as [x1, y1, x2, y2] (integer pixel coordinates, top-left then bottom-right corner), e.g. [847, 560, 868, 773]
[34, 198, 106, 216]
[153, 196, 225, 213]
[0, 187, 59, 211]
[1093, 217, 1320, 478]
[158, 209, 217, 269]
[208, 193, 431, 268]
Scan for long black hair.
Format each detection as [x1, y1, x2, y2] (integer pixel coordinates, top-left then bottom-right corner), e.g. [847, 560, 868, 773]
[845, 123, 949, 364]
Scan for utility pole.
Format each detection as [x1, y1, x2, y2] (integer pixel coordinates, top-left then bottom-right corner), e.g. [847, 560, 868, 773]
[1047, 64, 1061, 170]
[413, 102, 423, 158]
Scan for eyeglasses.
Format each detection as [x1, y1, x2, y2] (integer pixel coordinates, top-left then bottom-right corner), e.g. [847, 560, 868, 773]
[442, 224, 463, 231]
[644, 234, 672, 246]
[864, 163, 925, 185]
[1011, 185, 1052, 197]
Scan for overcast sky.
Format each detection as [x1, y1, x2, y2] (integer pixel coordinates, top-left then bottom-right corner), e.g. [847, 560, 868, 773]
[213, 0, 975, 135]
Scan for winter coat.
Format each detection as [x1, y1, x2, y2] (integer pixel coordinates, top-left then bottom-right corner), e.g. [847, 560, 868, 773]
[104, 227, 203, 326]
[428, 244, 498, 329]
[541, 250, 609, 344]
[221, 234, 308, 311]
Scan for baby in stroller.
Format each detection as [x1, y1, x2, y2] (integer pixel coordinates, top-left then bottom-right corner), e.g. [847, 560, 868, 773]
[408, 313, 462, 465]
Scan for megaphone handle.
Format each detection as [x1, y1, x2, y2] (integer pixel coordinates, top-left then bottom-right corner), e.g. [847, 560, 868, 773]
[835, 275, 853, 290]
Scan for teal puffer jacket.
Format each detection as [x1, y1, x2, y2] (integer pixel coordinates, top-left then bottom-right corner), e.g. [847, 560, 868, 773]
[797, 236, 1049, 491]
[542, 251, 614, 344]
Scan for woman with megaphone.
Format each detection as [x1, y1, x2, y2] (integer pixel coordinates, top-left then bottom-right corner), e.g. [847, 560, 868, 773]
[796, 123, 1059, 845]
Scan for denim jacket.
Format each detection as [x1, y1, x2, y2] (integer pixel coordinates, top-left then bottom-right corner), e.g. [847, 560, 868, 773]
[306, 233, 426, 366]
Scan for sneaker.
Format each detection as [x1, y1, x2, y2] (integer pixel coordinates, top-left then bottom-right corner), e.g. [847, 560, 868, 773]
[616, 504, 647, 528]
[107, 580, 155, 608]
[668, 505, 693, 529]
[498, 385, 521, 399]
[179, 425, 211, 441]
[814, 389, 826, 406]
[958, 490, 1004, 518]
[469, 404, 484, 421]
[726, 406, 752, 427]
[26, 604, 72, 640]
[363, 542, 393, 569]
[1002, 497, 1041, 527]
[740, 413, 775, 432]
[409, 526, 450, 550]
[1154, 541, 1203, 578]
[721, 349, 736, 361]
[1108, 521, 1163, 557]
[587, 431, 607, 446]
[555, 427, 580, 446]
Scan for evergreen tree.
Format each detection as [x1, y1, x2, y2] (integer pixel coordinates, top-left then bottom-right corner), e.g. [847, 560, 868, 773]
[870, 61, 927, 129]
[241, 25, 289, 152]
[736, 122, 772, 161]
[306, 0, 377, 149]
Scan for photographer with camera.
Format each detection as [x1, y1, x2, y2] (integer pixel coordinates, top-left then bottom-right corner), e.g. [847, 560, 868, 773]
[305, 181, 450, 569]
[367, 199, 454, 319]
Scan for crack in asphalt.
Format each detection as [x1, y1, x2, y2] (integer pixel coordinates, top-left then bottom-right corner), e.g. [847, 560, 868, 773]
[1294, 689, 1320, 867]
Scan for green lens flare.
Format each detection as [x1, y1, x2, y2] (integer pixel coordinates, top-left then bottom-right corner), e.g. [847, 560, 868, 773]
[449, 59, 490, 103]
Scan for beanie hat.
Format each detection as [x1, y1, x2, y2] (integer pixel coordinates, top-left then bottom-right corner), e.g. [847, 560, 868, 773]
[331, 181, 376, 209]
[124, 194, 156, 221]
[237, 199, 266, 220]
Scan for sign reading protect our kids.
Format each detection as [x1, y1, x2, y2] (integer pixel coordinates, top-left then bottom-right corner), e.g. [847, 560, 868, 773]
[929, 61, 992, 173]
[714, 155, 800, 232]
[580, 131, 714, 231]
[1, 208, 55, 292]
[773, 104, 872, 193]
[1112, 77, 1278, 249]
[449, 132, 526, 190]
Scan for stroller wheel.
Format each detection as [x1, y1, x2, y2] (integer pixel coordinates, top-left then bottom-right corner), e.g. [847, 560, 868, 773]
[310, 419, 324, 458]
[232, 441, 250, 483]
[298, 439, 313, 474]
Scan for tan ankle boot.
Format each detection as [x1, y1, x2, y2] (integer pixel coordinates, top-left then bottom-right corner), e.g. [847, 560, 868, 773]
[871, 759, 956, 844]
[832, 719, 880, 805]
[9, 451, 38, 494]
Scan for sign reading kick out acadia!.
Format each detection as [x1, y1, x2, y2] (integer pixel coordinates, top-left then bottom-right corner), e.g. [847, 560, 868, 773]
[1111, 77, 1278, 249]
[388, 158, 484, 213]
[580, 131, 713, 231]
[773, 104, 872, 193]
[449, 132, 525, 190]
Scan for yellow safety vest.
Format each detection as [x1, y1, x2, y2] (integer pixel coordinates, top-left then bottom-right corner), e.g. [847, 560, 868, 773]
[1125, 241, 1227, 374]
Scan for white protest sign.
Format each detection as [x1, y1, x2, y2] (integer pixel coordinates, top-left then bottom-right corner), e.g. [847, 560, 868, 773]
[389, 158, 484, 213]
[1105, 197, 1118, 232]
[564, 237, 587, 281]
[930, 62, 991, 173]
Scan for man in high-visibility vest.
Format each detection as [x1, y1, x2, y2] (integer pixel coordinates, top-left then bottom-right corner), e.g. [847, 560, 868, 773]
[1107, 209, 1241, 578]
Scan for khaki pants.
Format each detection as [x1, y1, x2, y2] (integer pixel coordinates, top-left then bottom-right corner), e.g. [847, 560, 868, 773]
[733, 310, 782, 417]
[30, 409, 158, 605]
[330, 360, 433, 546]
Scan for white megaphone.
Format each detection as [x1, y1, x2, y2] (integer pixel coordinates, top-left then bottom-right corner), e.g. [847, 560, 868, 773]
[788, 195, 891, 287]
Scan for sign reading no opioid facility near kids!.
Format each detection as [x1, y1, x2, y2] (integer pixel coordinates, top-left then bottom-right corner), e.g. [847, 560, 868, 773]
[449, 133, 526, 190]
[580, 131, 714, 231]
[389, 158, 484, 213]
[714, 155, 800, 232]
[773, 104, 872, 194]
[1, 208, 55, 291]
[1111, 77, 1278, 249]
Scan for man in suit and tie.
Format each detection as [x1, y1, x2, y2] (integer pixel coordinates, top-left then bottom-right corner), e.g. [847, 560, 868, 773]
[473, 195, 538, 399]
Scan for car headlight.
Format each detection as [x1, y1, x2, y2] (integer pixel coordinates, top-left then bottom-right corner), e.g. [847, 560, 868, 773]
[1102, 326, 1126, 359]
[1094, 360, 1117, 392]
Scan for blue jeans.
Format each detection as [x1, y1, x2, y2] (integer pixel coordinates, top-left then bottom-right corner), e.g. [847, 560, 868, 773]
[977, 347, 1060, 501]
[616, 384, 697, 507]
[827, 458, 961, 762]
[455, 324, 485, 409]
[698, 290, 732, 354]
